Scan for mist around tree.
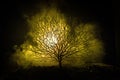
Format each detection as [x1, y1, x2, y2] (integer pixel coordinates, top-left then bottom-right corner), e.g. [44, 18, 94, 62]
[11, 7, 104, 69]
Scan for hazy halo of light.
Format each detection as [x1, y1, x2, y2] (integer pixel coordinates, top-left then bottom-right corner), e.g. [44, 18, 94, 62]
[44, 32, 58, 47]
[11, 7, 105, 68]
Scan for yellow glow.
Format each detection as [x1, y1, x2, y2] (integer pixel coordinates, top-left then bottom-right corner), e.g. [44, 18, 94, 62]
[44, 32, 58, 47]
[41, 54, 45, 57]
[12, 44, 57, 68]
[11, 7, 105, 68]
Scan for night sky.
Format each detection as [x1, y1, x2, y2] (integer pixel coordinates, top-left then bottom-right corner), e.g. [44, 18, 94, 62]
[0, 0, 118, 69]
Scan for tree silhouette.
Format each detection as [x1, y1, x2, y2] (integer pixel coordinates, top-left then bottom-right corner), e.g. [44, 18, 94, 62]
[26, 8, 80, 68]
[12, 8, 103, 68]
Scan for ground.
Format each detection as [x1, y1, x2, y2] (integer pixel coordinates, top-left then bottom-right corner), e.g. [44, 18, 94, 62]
[1, 63, 120, 80]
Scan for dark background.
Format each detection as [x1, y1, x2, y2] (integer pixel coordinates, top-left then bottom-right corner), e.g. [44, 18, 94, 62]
[0, 0, 119, 71]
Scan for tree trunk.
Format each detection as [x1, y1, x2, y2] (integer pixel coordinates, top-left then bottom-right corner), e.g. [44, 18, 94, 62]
[58, 57, 62, 68]
[58, 55, 62, 68]
[58, 60, 62, 68]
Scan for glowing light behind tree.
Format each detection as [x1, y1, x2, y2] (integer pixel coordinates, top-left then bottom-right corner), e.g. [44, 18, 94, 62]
[11, 7, 105, 68]
[26, 8, 75, 68]
[44, 32, 58, 47]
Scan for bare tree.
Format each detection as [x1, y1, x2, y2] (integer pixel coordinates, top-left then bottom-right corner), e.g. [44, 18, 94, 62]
[26, 8, 102, 68]
[27, 11, 80, 68]
[32, 34, 79, 68]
